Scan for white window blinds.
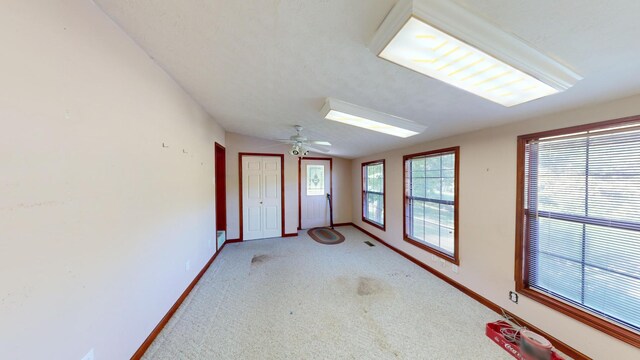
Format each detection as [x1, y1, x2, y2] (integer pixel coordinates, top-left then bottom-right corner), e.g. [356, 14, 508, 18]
[524, 124, 640, 332]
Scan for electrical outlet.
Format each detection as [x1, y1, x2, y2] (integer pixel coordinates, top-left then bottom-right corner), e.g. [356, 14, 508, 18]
[452, 265, 459, 273]
[81, 348, 94, 360]
[509, 291, 519, 304]
[431, 255, 437, 262]
[185, 260, 190, 272]
[440, 258, 446, 267]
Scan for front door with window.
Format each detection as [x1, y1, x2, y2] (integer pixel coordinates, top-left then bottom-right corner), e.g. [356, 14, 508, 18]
[300, 159, 331, 229]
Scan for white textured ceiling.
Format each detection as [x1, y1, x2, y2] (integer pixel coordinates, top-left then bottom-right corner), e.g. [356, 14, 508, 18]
[96, 0, 640, 158]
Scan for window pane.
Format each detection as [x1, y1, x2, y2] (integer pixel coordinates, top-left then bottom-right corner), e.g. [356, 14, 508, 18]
[425, 178, 441, 200]
[411, 176, 426, 198]
[440, 225, 454, 255]
[366, 163, 384, 193]
[442, 177, 454, 202]
[424, 201, 439, 223]
[412, 199, 424, 220]
[537, 138, 586, 216]
[533, 253, 582, 303]
[537, 175, 586, 215]
[442, 153, 455, 169]
[365, 193, 384, 225]
[411, 158, 426, 175]
[589, 176, 640, 223]
[440, 204, 454, 229]
[425, 156, 440, 172]
[584, 266, 640, 328]
[585, 225, 640, 279]
[538, 218, 583, 262]
[442, 169, 455, 178]
[411, 200, 425, 241]
[423, 222, 439, 247]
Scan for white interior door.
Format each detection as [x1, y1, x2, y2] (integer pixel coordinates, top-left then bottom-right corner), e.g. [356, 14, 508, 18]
[301, 159, 331, 229]
[261, 156, 282, 238]
[242, 156, 282, 240]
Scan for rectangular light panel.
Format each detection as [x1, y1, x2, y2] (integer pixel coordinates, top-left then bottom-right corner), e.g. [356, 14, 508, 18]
[379, 17, 560, 107]
[321, 98, 426, 138]
[325, 110, 418, 138]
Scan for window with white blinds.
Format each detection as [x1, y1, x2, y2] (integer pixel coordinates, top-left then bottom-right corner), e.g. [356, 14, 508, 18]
[404, 147, 459, 264]
[362, 160, 385, 229]
[521, 122, 640, 334]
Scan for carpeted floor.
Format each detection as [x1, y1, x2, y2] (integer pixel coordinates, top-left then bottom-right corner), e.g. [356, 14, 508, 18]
[142, 226, 515, 359]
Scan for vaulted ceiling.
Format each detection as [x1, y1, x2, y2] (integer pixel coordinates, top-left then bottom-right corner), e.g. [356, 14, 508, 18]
[96, 0, 640, 158]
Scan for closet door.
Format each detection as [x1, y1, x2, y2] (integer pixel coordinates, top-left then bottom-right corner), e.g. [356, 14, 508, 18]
[261, 156, 282, 238]
[242, 156, 282, 240]
[242, 156, 263, 240]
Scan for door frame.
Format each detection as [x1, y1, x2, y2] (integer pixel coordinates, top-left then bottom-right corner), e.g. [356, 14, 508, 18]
[298, 157, 333, 230]
[215, 143, 227, 251]
[239, 153, 285, 241]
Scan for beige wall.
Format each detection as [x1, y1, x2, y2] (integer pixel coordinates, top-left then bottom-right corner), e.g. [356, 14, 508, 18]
[0, 1, 225, 359]
[351, 94, 640, 360]
[225, 132, 352, 239]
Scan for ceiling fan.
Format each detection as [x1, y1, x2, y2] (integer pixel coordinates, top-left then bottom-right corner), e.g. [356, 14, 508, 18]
[276, 125, 331, 156]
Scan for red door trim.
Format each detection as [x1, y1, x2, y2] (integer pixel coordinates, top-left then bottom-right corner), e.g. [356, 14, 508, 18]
[214, 143, 226, 251]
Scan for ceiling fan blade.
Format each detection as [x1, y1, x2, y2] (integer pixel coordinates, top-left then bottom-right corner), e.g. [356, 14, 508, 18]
[305, 145, 331, 153]
[275, 139, 295, 143]
[308, 140, 332, 146]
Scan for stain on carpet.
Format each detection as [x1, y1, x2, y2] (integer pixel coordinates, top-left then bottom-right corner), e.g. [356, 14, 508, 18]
[333, 276, 393, 300]
[357, 277, 385, 296]
[251, 254, 271, 265]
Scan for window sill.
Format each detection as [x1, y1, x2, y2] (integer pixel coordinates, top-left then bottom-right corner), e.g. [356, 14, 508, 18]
[362, 218, 385, 231]
[404, 236, 459, 265]
[516, 285, 640, 347]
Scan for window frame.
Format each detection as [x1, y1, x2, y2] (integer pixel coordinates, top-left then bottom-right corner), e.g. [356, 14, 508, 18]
[515, 115, 640, 348]
[361, 159, 386, 231]
[403, 146, 460, 265]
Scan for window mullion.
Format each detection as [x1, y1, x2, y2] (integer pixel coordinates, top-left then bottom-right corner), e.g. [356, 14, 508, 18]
[365, 167, 369, 220]
[528, 142, 540, 286]
[408, 160, 413, 235]
[581, 137, 590, 305]
[438, 156, 443, 249]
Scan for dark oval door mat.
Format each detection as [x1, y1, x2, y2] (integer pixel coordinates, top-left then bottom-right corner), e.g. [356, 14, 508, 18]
[307, 227, 345, 245]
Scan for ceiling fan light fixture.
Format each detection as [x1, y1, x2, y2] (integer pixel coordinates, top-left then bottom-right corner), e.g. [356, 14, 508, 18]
[321, 98, 426, 138]
[277, 125, 332, 155]
[369, 0, 582, 107]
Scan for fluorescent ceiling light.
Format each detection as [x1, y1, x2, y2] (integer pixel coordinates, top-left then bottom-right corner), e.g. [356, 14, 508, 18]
[321, 98, 426, 138]
[369, 0, 582, 107]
